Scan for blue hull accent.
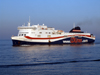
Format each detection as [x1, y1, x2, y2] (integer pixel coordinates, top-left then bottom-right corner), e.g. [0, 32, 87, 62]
[12, 37, 95, 46]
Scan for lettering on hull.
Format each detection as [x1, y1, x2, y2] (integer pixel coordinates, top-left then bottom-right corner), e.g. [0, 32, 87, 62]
[63, 41, 70, 43]
[70, 37, 82, 43]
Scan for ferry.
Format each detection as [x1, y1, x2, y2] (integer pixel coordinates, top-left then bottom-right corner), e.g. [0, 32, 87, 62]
[11, 18, 95, 46]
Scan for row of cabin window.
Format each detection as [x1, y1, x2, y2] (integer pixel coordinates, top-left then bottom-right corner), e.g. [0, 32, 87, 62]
[19, 34, 26, 36]
[41, 28, 54, 30]
[31, 32, 54, 34]
[38, 35, 51, 37]
[39, 32, 55, 34]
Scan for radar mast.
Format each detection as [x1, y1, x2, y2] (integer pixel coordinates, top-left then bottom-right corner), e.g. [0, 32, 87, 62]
[28, 16, 30, 26]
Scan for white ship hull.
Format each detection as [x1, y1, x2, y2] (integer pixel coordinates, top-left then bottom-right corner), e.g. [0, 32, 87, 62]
[11, 35, 95, 46]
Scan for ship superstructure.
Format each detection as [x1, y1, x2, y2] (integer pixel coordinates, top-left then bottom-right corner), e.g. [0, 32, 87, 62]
[11, 18, 95, 46]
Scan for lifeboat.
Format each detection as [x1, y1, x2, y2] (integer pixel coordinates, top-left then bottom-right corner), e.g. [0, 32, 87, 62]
[57, 30, 63, 33]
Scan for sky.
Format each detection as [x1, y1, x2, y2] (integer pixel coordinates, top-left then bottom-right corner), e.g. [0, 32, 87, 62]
[0, 0, 100, 39]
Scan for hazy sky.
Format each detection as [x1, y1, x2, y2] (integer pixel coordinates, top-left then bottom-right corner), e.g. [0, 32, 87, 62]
[0, 0, 100, 39]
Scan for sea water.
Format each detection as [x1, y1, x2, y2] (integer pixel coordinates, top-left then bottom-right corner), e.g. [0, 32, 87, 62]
[0, 39, 100, 75]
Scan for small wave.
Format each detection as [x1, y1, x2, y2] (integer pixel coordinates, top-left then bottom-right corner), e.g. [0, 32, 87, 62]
[20, 45, 31, 46]
[0, 59, 100, 68]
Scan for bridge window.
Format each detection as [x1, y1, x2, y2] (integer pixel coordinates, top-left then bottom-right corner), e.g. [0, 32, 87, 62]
[24, 34, 26, 36]
[40, 32, 42, 34]
[19, 34, 21, 36]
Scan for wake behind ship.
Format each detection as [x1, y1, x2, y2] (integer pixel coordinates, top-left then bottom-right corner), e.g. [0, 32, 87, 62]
[11, 18, 95, 46]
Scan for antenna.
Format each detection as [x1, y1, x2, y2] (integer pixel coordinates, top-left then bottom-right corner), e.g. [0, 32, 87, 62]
[28, 16, 30, 26]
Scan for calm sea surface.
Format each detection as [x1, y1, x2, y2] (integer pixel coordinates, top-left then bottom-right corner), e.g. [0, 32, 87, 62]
[0, 39, 100, 75]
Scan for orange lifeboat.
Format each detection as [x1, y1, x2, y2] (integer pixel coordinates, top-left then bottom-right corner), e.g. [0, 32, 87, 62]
[57, 30, 63, 33]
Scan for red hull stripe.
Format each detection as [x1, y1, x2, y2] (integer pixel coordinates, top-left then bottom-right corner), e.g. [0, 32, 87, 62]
[25, 35, 94, 40]
[67, 35, 91, 37]
[25, 36, 64, 39]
